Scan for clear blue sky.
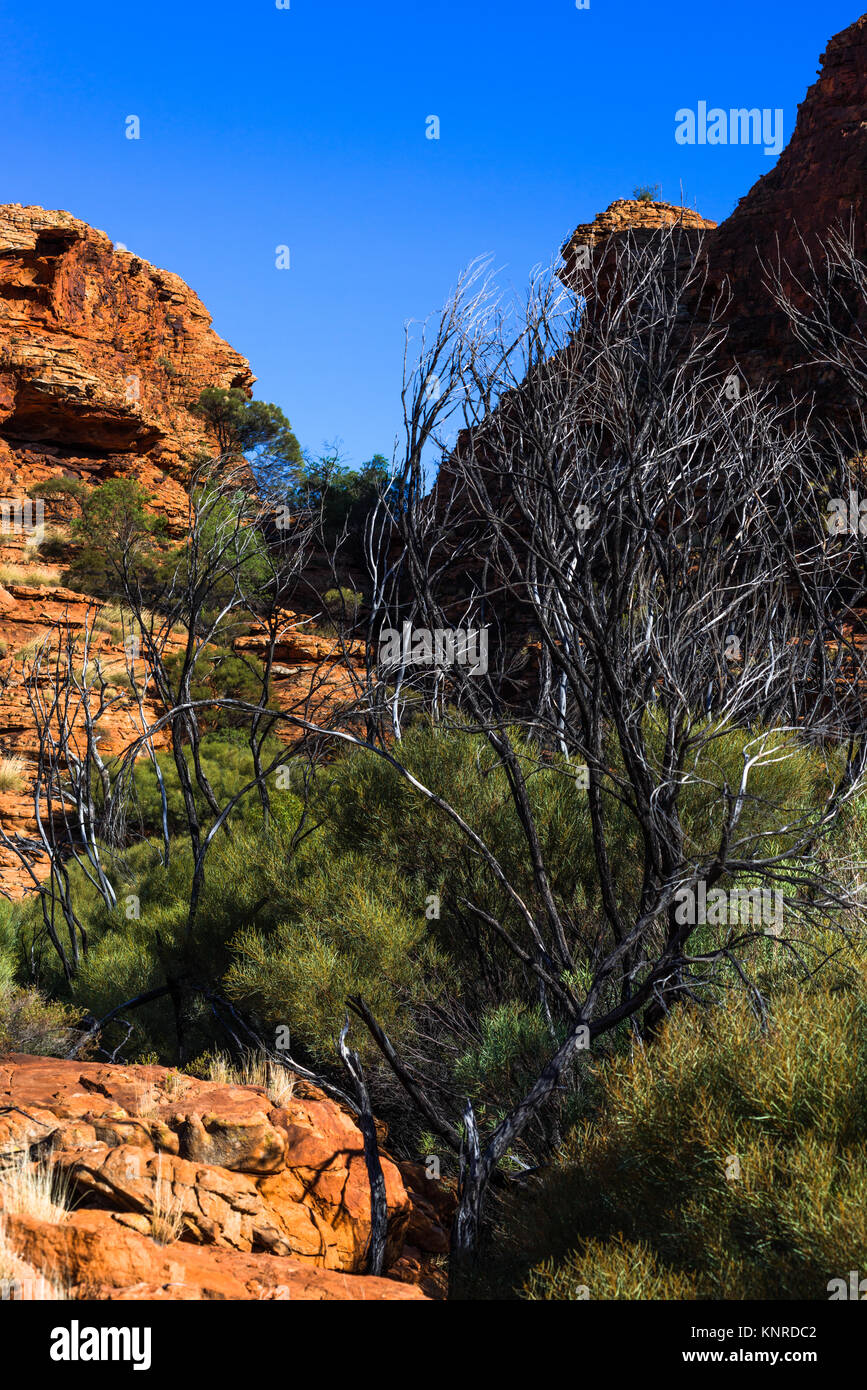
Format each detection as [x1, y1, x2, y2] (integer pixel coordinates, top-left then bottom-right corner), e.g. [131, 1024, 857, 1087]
[1, 0, 860, 466]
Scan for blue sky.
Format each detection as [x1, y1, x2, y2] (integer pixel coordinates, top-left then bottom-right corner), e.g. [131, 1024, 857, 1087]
[1, 0, 860, 466]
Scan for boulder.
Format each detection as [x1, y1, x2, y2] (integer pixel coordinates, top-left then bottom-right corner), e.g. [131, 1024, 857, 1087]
[0, 1054, 416, 1295]
[4, 1209, 426, 1300]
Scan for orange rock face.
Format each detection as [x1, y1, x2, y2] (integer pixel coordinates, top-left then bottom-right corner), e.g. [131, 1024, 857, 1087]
[698, 13, 867, 404]
[0, 1053, 430, 1300]
[0, 204, 260, 896]
[0, 203, 254, 520]
[0, 205, 362, 898]
[560, 198, 717, 286]
[4, 1211, 426, 1301]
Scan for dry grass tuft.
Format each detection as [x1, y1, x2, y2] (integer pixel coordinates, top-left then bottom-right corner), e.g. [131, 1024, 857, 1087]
[0, 562, 61, 588]
[149, 1159, 185, 1246]
[205, 1050, 296, 1108]
[0, 756, 26, 793]
[0, 1151, 72, 1224]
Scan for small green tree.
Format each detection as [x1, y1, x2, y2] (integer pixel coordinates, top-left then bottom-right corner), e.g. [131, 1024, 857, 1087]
[193, 387, 302, 484]
[323, 586, 364, 624]
[287, 452, 396, 539]
[30, 477, 89, 506]
[67, 478, 168, 599]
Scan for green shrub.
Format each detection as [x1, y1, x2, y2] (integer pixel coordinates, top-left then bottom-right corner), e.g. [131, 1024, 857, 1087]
[6, 717, 848, 1166]
[225, 850, 447, 1063]
[525, 1236, 698, 1301]
[121, 729, 283, 835]
[29, 477, 88, 505]
[491, 942, 867, 1299]
[322, 587, 363, 623]
[161, 646, 271, 732]
[66, 478, 169, 601]
[0, 982, 85, 1056]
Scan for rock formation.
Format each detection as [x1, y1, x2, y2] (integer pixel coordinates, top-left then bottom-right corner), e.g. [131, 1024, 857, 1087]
[698, 12, 867, 401]
[559, 198, 717, 288]
[0, 1054, 451, 1299]
[0, 204, 254, 525]
[0, 205, 361, 897]
[560, 15, 867, 412]
[0, 207, 256, 894]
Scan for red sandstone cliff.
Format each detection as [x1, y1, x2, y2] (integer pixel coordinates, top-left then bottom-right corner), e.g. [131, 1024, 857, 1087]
[0, 204, 255, 529]
[560, 16, 867, 408]
[0, 207, 359, 899]
[699, 12, 867, 397]
[0, 207, 259, 895]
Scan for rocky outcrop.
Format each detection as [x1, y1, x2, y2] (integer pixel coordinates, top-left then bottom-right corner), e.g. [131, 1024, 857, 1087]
[559, 198, 717, 289]
[4, 1210, 426, 1300]
[0, 205, 260, 896]
[698, 13, 867, 401]
[0, 207, 363, 898]
[0, 204, 254, 525]
[0, 1054, 449, 1299]
[560, 17, 867, 415]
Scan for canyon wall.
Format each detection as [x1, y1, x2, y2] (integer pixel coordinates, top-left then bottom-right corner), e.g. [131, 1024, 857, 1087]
[0, 204, 255, 529]
[0, 207, 356, 898]
[560, 14, 867, 411]
[700, 11, 867, 399]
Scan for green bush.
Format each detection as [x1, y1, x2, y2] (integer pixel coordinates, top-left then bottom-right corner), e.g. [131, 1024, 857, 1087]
[14, 757, 448, 1067]
[491, 941, 867, 1299]
[525, 1236, 698, 1301]
[161, 646, 272, 732]
[30, 477, 88, 505]
[110, 729, 283, 837]
[4, 718, 848, 1167]
[225, 850, 446, 1061]
[322, 587, 363, 623]
[0, 982, 85, 1056]
[66, 478, 169, 601]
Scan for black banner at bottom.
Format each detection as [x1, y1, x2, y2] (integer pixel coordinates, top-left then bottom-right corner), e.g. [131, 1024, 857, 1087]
[2, 1297, 859, 1377]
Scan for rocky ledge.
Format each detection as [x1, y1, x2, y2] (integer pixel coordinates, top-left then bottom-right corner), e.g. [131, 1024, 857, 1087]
[0, 1054, 453, 1300]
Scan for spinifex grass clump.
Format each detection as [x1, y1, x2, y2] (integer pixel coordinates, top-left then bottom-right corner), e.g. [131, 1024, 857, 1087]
[0, 1150, 72, 1224]
[193, 1049, 296, 1107]
[0, 756, 25, 793]
[0, 1152, 72, 1300]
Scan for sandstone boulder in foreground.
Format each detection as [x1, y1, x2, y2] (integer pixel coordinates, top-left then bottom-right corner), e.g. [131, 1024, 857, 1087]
[0, 1054, 450, 1300]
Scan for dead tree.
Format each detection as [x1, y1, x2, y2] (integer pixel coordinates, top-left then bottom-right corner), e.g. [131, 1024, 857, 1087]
[345, 224, 867, 1264]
